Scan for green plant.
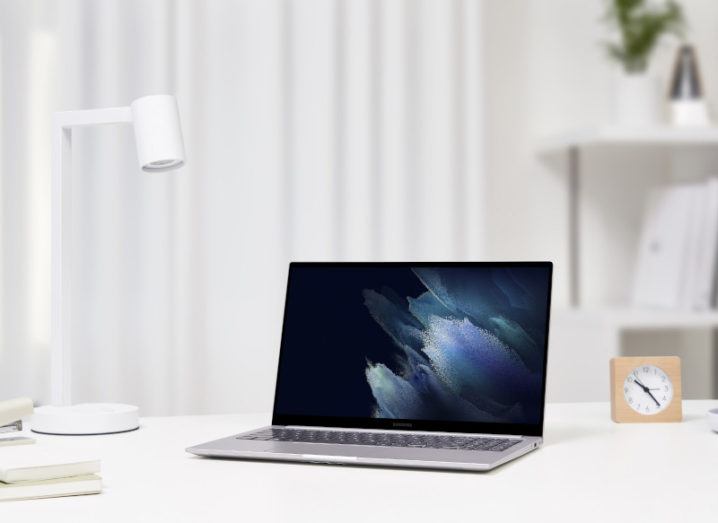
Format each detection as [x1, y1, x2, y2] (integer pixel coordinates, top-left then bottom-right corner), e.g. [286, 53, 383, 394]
[604, 0, 685, 73]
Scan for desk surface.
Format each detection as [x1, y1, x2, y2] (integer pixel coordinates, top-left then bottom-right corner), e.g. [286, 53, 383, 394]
[5, 401, 718, 522]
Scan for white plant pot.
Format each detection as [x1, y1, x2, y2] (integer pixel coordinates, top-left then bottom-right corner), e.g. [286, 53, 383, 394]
[613, 72, 662, 127]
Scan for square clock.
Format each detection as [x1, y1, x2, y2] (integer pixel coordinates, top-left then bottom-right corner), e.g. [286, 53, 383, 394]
[610, 356, 682, 423]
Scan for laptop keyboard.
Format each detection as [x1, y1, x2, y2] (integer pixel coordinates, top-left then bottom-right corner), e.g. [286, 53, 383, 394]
[237, 428, 521, 452]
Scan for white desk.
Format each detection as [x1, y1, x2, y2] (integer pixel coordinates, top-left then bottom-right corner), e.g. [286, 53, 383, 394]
[6, 401, 718, 522]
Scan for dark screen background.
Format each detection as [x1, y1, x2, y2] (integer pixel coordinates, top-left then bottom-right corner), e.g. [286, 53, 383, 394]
[273, 264, 551, 425]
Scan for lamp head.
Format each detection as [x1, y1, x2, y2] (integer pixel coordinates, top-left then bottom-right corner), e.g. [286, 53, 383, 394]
[130, 94, 185, 172]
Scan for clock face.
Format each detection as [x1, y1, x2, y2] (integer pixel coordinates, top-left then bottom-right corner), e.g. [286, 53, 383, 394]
[623, 364, 673, 415]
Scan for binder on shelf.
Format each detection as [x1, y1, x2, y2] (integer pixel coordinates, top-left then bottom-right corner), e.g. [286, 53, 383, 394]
[633, 178, 718, 312]
[693, 179, 718, 310]
[679, 183, 706, 310]
[632, 184, 694, 309]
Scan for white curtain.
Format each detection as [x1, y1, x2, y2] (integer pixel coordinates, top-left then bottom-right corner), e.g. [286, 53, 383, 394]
[0, 0, 485, 415]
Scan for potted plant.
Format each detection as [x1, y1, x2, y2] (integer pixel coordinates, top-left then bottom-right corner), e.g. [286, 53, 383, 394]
[604, 0, 685, 126]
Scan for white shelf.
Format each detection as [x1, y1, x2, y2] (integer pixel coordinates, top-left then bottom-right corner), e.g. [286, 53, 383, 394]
[554, 307, 718, 331]
[539, 125, 718, 153]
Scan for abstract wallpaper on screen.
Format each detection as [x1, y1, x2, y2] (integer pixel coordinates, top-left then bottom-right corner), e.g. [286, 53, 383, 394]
[363, 267, 548, 425]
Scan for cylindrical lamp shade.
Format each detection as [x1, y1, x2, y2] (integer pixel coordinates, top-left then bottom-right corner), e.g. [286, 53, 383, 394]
[130, 95, 185, 172]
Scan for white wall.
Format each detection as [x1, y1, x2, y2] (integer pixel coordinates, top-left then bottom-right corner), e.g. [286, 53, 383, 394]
[483, 0, 718, 399]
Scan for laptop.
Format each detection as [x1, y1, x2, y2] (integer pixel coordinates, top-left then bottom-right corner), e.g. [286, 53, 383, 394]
[187, 261, 553, 471]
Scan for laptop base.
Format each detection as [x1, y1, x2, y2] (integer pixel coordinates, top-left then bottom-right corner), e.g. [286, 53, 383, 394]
[187, 426, 542, 472]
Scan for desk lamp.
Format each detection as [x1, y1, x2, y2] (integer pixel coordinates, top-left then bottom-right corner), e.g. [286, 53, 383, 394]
[32, 95, 185, 435]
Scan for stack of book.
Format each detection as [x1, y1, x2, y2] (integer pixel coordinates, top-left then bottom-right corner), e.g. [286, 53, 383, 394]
[0, 448, 101, 502]
[632, 178, 718, 310]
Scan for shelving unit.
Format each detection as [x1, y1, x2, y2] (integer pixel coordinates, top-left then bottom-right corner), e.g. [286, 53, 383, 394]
[539, 126, 718, 402]
[538, 125, 718, 307]
[553, 307, 718, 331]
[540, 125, 718, 154]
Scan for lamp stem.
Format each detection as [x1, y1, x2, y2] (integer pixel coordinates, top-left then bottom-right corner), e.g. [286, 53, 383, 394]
[51, 121, 73, 406]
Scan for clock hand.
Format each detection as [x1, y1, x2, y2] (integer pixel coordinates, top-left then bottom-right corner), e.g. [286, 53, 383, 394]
[631, 376, 661, 407]
[646, 390, 661, 408]
[631, 377, 648, 393]
[632, 375, 648, 389]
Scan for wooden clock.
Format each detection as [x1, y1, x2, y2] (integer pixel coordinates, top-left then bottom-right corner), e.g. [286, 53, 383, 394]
[610, 356, 682, 423]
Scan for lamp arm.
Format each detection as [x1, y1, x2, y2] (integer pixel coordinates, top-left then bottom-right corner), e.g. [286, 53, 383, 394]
[50, 106, 132, 407]
[54, 106, 132, 128]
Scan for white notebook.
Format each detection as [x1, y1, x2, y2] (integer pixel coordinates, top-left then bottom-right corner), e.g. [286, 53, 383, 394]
[0, 447, 100, 483]
[0, 474, 101, 501]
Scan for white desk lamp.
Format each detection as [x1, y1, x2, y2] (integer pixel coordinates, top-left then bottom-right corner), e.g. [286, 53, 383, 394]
[32, 95, 185, 435]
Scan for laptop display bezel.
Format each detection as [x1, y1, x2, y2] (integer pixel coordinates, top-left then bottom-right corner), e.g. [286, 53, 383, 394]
[271, 261, 553, 438]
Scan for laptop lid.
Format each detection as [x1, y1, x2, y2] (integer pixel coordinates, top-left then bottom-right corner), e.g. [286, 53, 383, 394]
[271, 262, 553, 438]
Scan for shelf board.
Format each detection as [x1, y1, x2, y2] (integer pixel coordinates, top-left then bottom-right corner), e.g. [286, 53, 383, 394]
[553, 307, 718, 331]
[539, 125, 718, 153]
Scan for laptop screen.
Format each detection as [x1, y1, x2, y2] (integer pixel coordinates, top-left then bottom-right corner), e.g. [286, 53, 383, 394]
[272, 262, 552, 437]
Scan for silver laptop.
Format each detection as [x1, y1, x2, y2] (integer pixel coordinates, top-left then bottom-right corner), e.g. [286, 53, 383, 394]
[188, 262, 553, 471]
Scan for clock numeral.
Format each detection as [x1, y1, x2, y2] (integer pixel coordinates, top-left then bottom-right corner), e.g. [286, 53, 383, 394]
[664, 385, 669, 391]
[624, 387, 628, 393]
[661, 375, 666, 382]
[643, 367, 649, 372]
[628, 397, 633, 404]
[662, 396, 667, 401]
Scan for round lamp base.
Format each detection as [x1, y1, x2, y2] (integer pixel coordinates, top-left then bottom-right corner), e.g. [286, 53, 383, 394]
[31, 403, 140, 435]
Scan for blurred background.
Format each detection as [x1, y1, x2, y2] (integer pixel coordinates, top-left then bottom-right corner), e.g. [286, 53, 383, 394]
[2, 0, 718, 415]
